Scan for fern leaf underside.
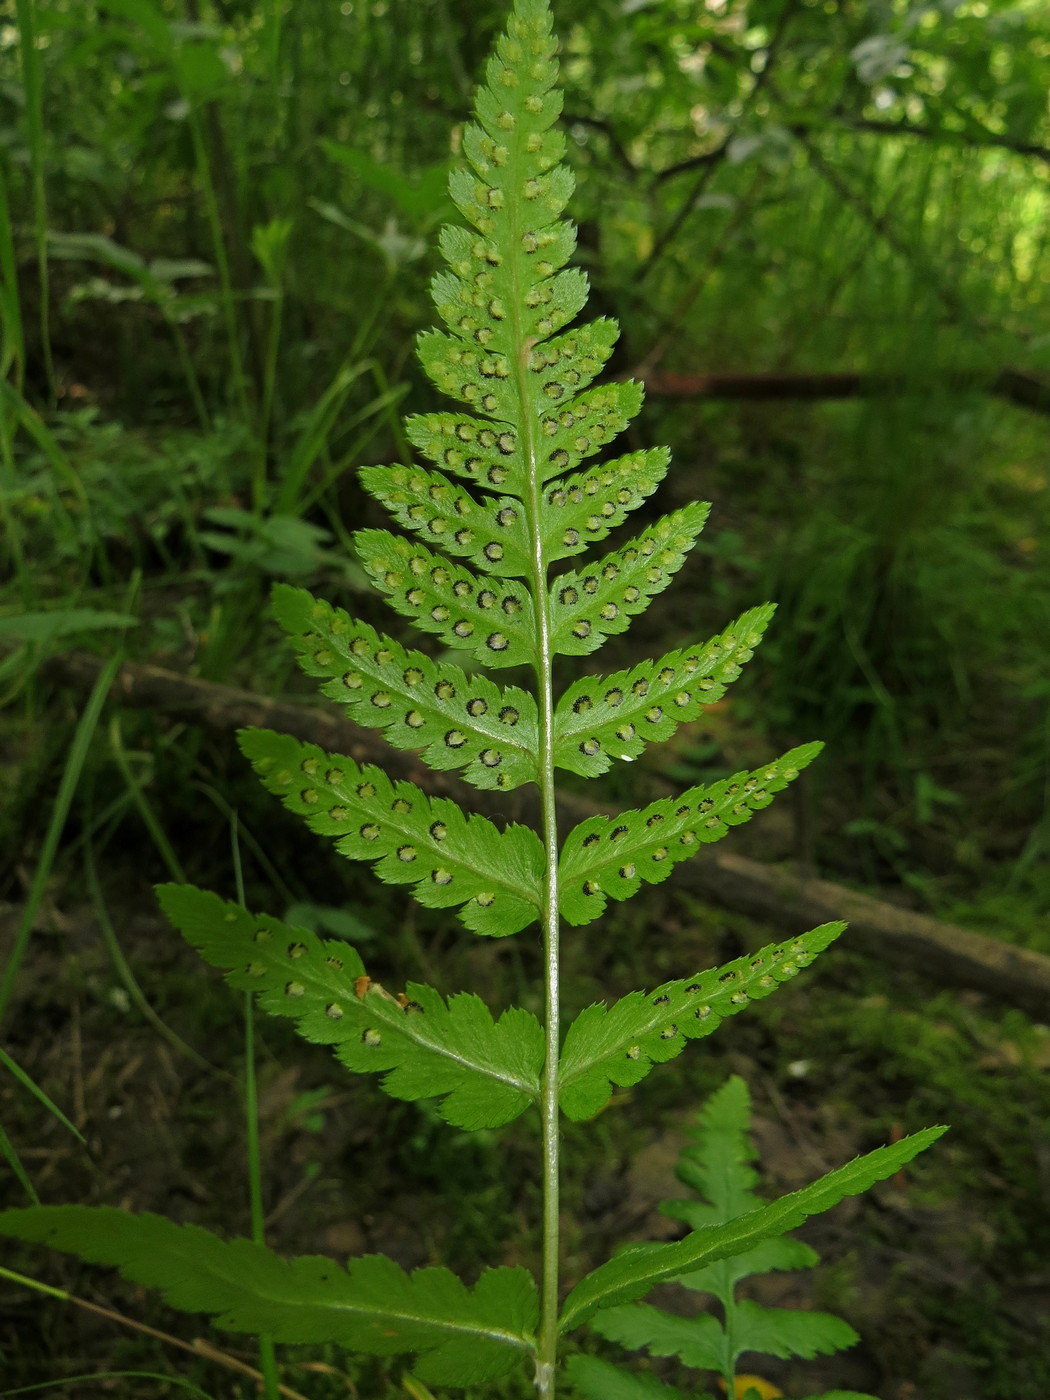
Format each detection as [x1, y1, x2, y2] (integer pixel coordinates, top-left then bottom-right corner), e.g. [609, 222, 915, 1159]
[156, 884, 543, 1129]
[0, 1206, 537, 1384]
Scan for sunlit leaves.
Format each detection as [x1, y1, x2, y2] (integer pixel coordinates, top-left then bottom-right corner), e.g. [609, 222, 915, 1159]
[553, 604, 775, 776]
[0, 1207, 539, 1385]
[559, 744, 822, 926]
[557, 925, 845, 1120]
[239, 728, 543, 936]
[156, 886, 542, 1128]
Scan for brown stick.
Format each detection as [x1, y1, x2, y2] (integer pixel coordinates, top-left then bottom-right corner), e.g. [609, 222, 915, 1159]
[38, 651, 1050, 1017]
[637, 367, 1050, 416]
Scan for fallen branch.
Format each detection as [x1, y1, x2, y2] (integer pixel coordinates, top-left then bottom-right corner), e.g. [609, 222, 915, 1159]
[637, 367, 1050, 416]
[39, 651, 1050, 1018]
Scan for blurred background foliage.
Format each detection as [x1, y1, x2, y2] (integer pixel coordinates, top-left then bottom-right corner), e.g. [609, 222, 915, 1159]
[2, 0, 1047, 905]
[1, 0, 1049, 1396]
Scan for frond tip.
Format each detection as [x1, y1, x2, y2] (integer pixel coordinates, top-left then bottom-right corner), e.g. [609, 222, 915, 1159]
[557, 923, 846, 1120]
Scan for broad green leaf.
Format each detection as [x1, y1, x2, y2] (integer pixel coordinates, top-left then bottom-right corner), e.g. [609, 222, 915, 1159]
[732, 1299, 858, 1360]
[355, 529, 536, 669]
[0, 1206, 537, 1385]
[588, 1302, 725, 1370]
[558, 924, 845, 1121]
[272, 584, 538, 791]
[554, 605, 775, 776]
[559, 745, 822, 926]
[359, 464, 534, 578]
[156, 886, 543, 1129]
[538, 447, 671, 566]
[564, 1355, 692, 1400]
[239, 728, 543, 936]
[548, 503, 711, 658]
[559, 1127, 947, 1330]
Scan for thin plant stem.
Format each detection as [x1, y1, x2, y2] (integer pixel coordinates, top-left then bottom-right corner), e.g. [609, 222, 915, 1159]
[509, 181, 562, 1399]
[108, 715, 187, 883]
[185, 109, 254, 440]
[193, 780, 298, 908]
[83, 835, 223, 1077]
[13, 0, 53, 399]
[0, 652, 121, 1027]
[0, 1373, 214, 1399]
[232, 813, 281, 1400]
[0, 424, 32, 607]
[0, 1123, 40, 1205]
[0, 158, 26, 385]
[164, 307, 211, 431]
[0, 1045, 83, 1142]
[257, 283, 283, 507]
[0, 1266, 311, 1399]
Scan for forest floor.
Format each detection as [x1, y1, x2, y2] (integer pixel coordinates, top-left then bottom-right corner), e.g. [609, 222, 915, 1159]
[2, 762, 1049, 1400]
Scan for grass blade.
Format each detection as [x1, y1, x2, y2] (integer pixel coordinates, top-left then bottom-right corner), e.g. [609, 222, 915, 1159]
[0, 652, 121, 1026]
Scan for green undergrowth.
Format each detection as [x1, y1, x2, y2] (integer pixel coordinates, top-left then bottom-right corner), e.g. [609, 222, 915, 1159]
[1, 864, 1048, 1397]
[1, 0, 1048, 1395]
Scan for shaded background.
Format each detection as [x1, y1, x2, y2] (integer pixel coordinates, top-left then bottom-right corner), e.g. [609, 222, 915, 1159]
[1, 0, 1049, 1396]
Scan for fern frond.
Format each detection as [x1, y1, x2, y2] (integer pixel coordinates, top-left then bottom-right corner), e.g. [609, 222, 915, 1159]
[358, 465, 534, 578]
[412, 316, 621, 434]
[667, 1227, 819, 1288]
[565, 1355, 692, 1400]
[0, 1206, 538, 1385]
[548, 503, 711, 658]
[553, 605, 775, 777]
[559, 1126, 947, 1330]
[557, 923, 845, 1121]
[156, 886, 543, 1128]
[238, 728, 543, 936]
[559, 744, 822, 926]
[273, 585, 538, 792]
[589, 1297, 856, 1371]
[675, 1073, 759, 1216]
[355, 529, 536, 668]
[533, 381, 645, 483]
[538, 448, 671, 565]
[587, 1303, 725, 1371]
[728, 1301, 859, 1360]
[403, 410, 524, 489]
